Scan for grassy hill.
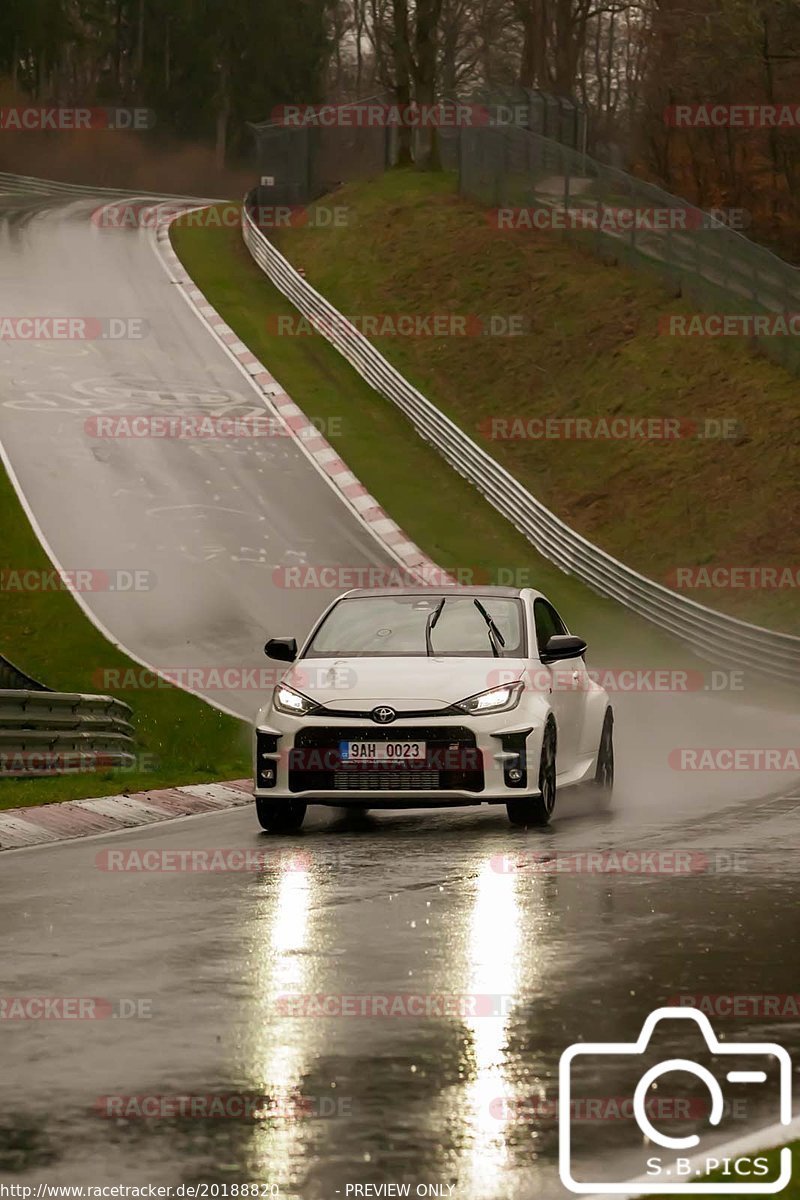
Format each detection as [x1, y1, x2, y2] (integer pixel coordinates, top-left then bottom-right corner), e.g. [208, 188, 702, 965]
[273, 170, 800, 634]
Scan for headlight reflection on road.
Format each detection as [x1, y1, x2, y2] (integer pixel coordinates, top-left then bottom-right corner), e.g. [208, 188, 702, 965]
[458, 857, 524, 1196]
[246, 861, 315, 1185]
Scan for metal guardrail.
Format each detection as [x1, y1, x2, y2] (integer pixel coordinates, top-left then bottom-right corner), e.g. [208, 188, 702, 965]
[0, 654, 136, 776]
[241, 198, 800, 684]
[0, 171, 221, 202]
[0, 689, 136, 776]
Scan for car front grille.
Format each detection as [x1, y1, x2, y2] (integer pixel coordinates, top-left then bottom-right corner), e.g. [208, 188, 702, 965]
[334, 770, 441, 791]
[288, 726, 484, 794]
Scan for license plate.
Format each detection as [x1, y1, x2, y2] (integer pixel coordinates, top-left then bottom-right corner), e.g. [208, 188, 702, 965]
[340, 741, 426, 762]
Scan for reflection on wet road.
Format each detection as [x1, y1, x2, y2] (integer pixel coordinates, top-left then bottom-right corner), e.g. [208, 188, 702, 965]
[1, 788, 798, 1196]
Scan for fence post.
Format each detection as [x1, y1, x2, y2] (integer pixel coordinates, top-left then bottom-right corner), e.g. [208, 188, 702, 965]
[494, 130, 507, 208]
[719, 227, 730, 295]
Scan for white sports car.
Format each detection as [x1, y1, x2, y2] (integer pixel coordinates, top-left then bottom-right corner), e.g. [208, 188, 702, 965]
[253, 586, 613, 831]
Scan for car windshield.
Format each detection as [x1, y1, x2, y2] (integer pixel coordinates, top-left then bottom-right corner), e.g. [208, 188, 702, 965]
[305, 594, 526, 658]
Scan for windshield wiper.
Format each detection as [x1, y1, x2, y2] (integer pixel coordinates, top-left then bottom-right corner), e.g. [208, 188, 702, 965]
[473, 599, 505, 658]
[425, 597, 446, 657]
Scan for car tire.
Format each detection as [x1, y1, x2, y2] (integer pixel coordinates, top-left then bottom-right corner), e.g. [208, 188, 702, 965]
[593, 708, 614, 796]
[506, 718, 557, 827]
[256, 797, 307, 833]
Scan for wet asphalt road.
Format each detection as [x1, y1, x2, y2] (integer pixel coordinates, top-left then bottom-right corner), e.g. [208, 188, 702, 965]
[1, 182, 799, 1197]
[0, 186, 394, 717]
[2, 788, 799, 1196]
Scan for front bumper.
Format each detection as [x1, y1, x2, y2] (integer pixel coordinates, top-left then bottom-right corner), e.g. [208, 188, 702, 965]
[253, 713, 545, 806]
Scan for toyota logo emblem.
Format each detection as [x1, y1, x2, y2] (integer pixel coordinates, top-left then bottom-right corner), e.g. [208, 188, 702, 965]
[371, 706, 396, 724]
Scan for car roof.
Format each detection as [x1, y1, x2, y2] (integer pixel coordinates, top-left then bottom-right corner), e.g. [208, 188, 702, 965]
[340, 586, 525, 599]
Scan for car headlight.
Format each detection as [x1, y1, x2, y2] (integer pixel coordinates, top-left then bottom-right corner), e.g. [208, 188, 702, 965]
[455, 682, 523, 715]
[272, 684, 319, 717]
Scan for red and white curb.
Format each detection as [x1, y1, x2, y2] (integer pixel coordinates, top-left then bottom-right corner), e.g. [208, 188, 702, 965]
[0, 779, 253, 852]
[150, 202, 443, 578]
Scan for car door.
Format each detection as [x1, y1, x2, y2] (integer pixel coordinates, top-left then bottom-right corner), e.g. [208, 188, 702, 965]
[533, 598, 586, 770]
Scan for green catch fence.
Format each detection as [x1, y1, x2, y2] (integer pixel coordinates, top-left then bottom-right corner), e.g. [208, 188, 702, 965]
[458, 122, 800, 375]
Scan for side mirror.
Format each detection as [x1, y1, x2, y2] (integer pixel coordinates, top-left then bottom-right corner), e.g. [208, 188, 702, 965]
[541, 634, 587, 663]
[265, 637, 297, 663]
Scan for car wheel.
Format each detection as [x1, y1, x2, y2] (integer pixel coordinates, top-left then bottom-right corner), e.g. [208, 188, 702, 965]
[256, 797, 307, 833]
[593, 708, 614, 795]
[506, 718, 557, 827]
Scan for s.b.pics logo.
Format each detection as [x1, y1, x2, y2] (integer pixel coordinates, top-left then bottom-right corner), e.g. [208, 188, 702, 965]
[559, 1007, 792, 1194]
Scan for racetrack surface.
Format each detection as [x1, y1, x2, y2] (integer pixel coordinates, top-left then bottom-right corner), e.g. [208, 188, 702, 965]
[0, 187, 396, 719]
[0, 181, 798, 1197]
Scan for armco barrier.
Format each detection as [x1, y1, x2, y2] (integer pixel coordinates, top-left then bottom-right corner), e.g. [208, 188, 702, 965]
[241, 198, 800, 684]
[0, 689, 136, 776]
[0, 653, 136, 776]
[0, 170, 218, 202]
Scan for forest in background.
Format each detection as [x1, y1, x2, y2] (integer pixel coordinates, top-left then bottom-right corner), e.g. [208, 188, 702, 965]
[1, 0, 799, 255]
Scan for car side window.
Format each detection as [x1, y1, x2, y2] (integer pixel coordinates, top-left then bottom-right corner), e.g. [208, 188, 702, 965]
[533, 599, 567, 656]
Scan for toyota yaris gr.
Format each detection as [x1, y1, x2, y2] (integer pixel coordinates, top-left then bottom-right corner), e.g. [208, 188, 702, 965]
[253, 586, 613, 831]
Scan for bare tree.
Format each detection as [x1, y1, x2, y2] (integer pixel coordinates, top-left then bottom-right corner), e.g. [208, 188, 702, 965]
[392, 0, 414, 161]
[413, 0, 445, 166]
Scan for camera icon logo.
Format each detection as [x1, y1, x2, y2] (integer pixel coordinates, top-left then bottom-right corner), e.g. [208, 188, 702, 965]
[559, 1007, 792, 1194]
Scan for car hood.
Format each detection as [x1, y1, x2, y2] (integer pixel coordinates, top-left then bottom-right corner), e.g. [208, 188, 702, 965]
[283, 656, 528, 710]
